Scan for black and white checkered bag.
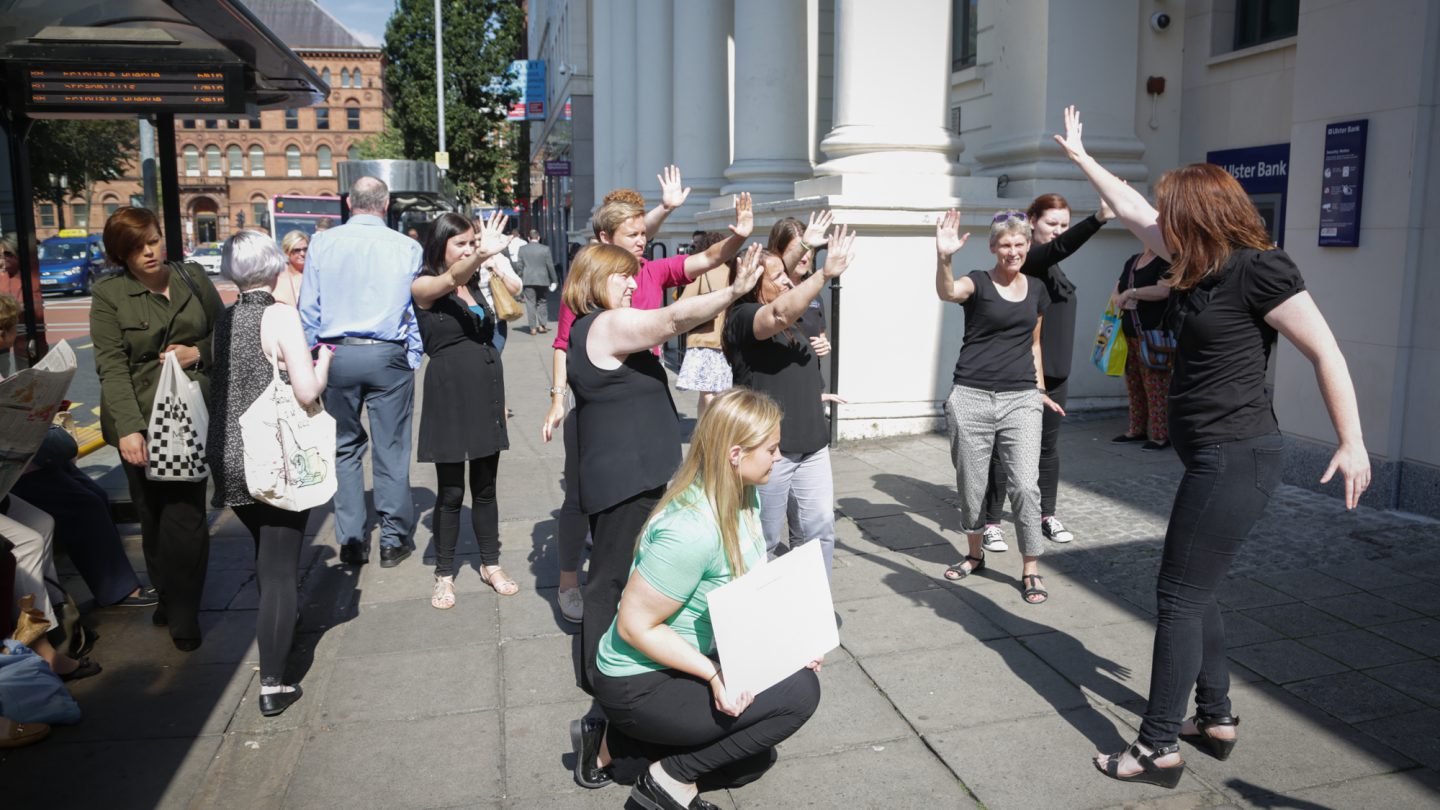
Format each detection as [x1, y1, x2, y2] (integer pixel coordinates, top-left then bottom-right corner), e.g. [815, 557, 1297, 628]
[146, 352, 210, 482]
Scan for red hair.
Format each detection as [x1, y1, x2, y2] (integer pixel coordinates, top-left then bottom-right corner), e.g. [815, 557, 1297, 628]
[1027, 193, 1070, 222]
[1154, 163, 1273, 290]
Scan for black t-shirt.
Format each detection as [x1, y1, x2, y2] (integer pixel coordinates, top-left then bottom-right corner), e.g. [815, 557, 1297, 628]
[1117, 253, 1172, 337]
[724, 302, 827, 454]
[953, 270, 1049, 392]
[1168, 248, 1305, 450]
[1022, 213, 1103, 380]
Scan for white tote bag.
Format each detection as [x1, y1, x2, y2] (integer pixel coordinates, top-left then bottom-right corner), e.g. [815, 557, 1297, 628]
[146, 352, 210, 481]
[239, 353, 337, 511]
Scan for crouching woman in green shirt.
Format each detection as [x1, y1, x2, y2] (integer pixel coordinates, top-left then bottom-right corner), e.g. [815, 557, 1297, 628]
[570, 387, 822, 810]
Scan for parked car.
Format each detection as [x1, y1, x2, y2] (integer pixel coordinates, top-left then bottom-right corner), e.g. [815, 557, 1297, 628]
[38, 230, 107, 296]
[190, 244, 224, 275]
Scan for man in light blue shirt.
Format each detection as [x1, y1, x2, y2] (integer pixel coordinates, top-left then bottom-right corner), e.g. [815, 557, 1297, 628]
[299, 176, 423, 567]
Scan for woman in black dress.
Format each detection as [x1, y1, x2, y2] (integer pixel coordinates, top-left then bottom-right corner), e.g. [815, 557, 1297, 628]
[411, 212, 515, 608]
[1056, 105, 1370, 786]
[563, 241, 762, 697]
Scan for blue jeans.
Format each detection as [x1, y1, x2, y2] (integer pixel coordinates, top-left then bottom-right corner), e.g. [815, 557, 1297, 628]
[325, 342, 416, 550]
[1139, 432, 1284, 747]
[758, 446, 836, 573]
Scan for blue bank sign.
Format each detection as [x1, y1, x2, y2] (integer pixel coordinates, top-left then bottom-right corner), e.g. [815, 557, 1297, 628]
[1207, 143, 1290, 247]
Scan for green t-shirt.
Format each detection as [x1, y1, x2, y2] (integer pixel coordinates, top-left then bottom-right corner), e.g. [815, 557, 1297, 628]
[596, 484, 767, 677]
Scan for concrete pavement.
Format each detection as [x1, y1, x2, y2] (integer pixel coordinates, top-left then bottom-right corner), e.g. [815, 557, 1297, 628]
[4, 321, 1439, 809]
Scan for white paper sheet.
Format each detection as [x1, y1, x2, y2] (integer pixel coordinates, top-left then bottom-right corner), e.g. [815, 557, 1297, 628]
[708, 540, 839, 702]
[0, 340, 77, 500]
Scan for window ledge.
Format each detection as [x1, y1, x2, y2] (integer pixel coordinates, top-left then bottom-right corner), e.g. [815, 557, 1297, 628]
[251, 171, 266, 177]
[319, 170, 333, 177]
[950, 64, 979, 85]
[1207, 36, 1296, 67]
[288, 170, 302, 177]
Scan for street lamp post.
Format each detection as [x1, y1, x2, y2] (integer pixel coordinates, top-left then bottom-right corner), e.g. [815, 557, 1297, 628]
[435, 0, 446, 177]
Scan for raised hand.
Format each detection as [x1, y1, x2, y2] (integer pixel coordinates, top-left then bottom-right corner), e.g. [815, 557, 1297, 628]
[476, 212, 510, 258]
[821, 224, 857, 279]
[802, 210, 834, 249]
[658, 165, 691, 211]
[1052, 105, 1089, 163]
[1098, 195, 1117, 223]
[728, 192, 754, 239]
[935, 209, 968, 258]
[730, 242, 763, 297]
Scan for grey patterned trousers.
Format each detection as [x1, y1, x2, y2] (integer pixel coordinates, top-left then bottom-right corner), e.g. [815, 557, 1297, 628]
[944, 384, 1045, 556]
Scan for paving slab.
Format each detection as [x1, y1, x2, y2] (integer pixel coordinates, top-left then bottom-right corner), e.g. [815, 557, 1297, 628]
[188, 729, 309, 810]
[1240, 601, 1353, 638]
[502, 698, 598, 799]
[334, 596, 499, 658]
[1364, 659, 1440, 707]
[828, 549, 943, 604]
[1355, 707, 1440, 771]
[835, 587, 1007, 656]
[0, 734, 224, 809]
[1282, 670, 1425, 723]
[779, 659, 914, 757]
[1297, 627, 1428, 670]
[1216, 578, 1297, 611]
[1019, 620, 1156, 709]
[1369, 581, 1440, 616]
[1226, 639, 1350, 685]
[502, 634, 588, 708]
[318, 647, 501, 724]
[1368, 616, 1440, 656]
[1308, 592, 1423, 628]
[56, 661, 252, 742]
[498, 585, 581, 640]
[1230, 769, 1440, 810]
[728, 737, 973, 809]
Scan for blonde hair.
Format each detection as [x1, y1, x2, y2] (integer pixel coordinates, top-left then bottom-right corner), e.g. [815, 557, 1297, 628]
[591, 200, 645, 240]
[641, 388, 782, 578]
[281, 230, 309, 255]
[0, 293, 20, 332]
[603, 188, 646, 209]
[561, 244, 639, 316]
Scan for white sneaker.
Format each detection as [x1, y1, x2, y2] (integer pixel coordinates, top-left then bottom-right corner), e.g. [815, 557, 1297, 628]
[558, 587, 584, 623]
[981, 525, 1009, 552]
[1042, 516, 1074, 543]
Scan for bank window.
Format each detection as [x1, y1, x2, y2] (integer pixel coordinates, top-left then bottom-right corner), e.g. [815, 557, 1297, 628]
[71, 202, 89, 227]
[183, 145, 200, 176]
[39, 204, 55, 227]
[227, 145, 244, 176]
[317, 145, 333, 177]
[249, 144, 266, 176]
[316, 108, 330, 130]
[286, 145, 302, 176]
[952, 0, 978, 71]
[347, 107, 361, 130]
[205, 145, 222, 176]
[1235, 0, 1299, 50]
[285, 108, 299, 130]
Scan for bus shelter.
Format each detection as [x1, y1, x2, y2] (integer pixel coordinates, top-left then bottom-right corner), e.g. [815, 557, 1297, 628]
[337, 159, 458, 240]
[0, 0, 326, 366]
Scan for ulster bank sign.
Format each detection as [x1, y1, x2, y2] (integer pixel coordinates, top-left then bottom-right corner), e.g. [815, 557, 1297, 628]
[1207, 143, 1291, 247]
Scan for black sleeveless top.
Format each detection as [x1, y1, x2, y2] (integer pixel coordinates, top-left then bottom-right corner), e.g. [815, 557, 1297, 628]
[568, 311, 681, 514]
[415, 289, 508, 462]
[207, 290, 282, 508]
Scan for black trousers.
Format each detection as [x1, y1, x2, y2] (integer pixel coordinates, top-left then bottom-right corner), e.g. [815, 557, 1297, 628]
[595, 666, 820, 785]
[122, 463, 210, 641]
[984, 376, 1066, 522]
[233, 503, 309, 683]
[1138, 432, 1283, 747]
[12, 464, 140, 605]
[433, 455, 502, 574]
[577, 486, 663, 695]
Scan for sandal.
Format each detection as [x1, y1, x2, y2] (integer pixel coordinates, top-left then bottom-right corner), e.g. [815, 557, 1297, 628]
[480, 566, 520, 596]
[1179, 714, 1239, 761]
[1094, 741, 1185, 788]
[431, 575, 456, 610]
[1022, 574, 1048, 604]
[944, 553, 985, 581]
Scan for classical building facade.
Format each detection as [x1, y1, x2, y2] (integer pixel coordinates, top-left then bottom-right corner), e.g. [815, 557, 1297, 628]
[33, 0, 385, 245]
[561, 0, 1440, 516]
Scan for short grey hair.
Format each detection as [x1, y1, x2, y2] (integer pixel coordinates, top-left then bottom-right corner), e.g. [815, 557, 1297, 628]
[349, 176, 389, 214]
[222, 230, 287, 291]
[989, 210, 1032, 245]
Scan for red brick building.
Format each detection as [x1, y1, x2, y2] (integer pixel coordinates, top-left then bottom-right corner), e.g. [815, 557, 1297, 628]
[33, 0, 386, 246]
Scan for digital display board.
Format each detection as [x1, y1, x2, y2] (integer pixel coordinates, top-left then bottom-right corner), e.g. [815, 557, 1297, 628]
[12, 62, 245, 114]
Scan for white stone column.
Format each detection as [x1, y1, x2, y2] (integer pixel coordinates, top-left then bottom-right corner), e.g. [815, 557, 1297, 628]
[970, 0, 1149, 200]
[721, 0, 811, 198]
[669, 0, 731, 225]
[797, 0, 967, 203]
[608, 0, 639, 193]
[633, 0, 673, 210]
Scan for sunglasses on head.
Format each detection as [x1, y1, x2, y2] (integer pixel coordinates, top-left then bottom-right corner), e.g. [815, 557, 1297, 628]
[992, 211, 1029, 224]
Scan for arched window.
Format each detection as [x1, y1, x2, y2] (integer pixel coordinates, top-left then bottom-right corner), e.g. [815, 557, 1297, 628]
[183, 145, 200, 176]
[322, 67, 332, 85]
[317, 145, 333, 177]
[102, 194, 121, 218]
[347, 145, 360, 161]
[227, 145, 243, 176]
[250, 194, 268, 230]
[350, 67, 361, 87]
[205, 145, 221, 176]
[249, 144, 266, 176]
[286, 144, 301, 176]
[340, 68, 350, 88]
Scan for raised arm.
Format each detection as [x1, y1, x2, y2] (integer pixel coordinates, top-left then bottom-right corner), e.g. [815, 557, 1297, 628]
[1265, 291, 1370, 508]
[1053, 106, 1170, 260]
[411, 213, 510, 308]
[1021, 206, 1111, 274]
[642, 164, 692, 237]
[753, 225, 856, 340]
[682, 192, 753, 279]
[780, 210, 834, 276]
[593, 243, 763, 359]
[934, 209, 977, 304]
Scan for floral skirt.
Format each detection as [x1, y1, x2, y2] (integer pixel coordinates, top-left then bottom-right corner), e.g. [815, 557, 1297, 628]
[676, 347, 732, 393]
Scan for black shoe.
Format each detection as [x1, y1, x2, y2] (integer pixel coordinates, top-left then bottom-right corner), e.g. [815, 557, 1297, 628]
[152, 601, 168, 627]
[570, 716, 613, 789]
[1180, 714, 1239, 761]
[58, 656, 102, 682]
[115, 586, 160, 608]
[258, 684, 303, 717]
[1142, 440, 1172, 453]
[1112, 433, 1147, 444]
[1094, 741, 1185, 788]
[173, 637, 202, 652]
[631, 769, 714, 810]
[339, 543, 369, 566]
[378, 544, 411, 568]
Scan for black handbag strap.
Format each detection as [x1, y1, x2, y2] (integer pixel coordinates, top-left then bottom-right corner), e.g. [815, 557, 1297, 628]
[162, 261, 211, 348]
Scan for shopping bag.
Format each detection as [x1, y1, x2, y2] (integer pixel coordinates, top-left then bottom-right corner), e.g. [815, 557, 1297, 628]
[239, 353, 337, 511]
[489, 273, 524, 321]
[1091, 305, 1127, 377]
[146, 351, 210, 481]
[0, 640, 81, 725]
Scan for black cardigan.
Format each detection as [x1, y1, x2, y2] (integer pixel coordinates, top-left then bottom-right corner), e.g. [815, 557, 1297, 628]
[1019, 214, 1104, 381]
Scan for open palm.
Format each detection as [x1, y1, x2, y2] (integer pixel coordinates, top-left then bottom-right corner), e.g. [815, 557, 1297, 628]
[935, 209, 968, 258]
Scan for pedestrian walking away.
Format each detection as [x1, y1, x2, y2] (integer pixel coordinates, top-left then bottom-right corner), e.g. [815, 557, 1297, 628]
[515, 229, 558, 334]
[299, 176, 423, 568]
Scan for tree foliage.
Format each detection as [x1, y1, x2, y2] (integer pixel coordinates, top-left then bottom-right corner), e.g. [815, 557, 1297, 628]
[351, 111, 409, 161]
[382, 0, 524, 207]
[28, 119, 138, 206]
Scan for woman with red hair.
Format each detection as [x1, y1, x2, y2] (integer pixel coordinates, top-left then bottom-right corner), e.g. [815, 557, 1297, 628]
[1056, 106, 1370, 787]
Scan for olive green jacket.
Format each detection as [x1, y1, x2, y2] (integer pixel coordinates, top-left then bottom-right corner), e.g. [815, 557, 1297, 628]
[89, 261, 225, 446]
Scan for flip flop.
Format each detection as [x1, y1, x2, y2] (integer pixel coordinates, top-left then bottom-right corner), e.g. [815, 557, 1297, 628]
[480, 566, 520, 596]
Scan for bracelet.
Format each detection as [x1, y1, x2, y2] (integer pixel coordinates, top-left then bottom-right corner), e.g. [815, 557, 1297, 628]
[708, 669, 722, 683]
[548, 387, 568, 396]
